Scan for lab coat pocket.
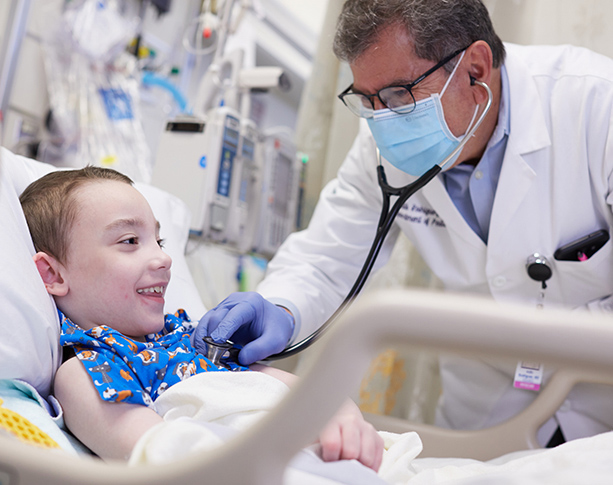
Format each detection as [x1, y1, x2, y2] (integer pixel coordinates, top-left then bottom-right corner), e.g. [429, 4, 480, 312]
[554, 239, 613, 306]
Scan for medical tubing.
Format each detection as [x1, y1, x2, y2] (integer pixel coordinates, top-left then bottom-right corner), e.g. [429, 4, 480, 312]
[141, 72, 188, 113]
[265, 164, 441, 360]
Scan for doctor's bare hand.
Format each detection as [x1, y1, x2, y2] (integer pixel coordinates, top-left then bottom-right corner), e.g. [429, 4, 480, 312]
[194, 292, 294, 365]
[319, 400, 384, 472]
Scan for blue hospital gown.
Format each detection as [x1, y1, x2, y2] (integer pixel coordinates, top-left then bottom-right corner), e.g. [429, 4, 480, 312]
[59, 309, 248, 407]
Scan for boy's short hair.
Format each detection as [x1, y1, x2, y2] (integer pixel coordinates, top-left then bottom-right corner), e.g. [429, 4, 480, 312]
[19, 166, 133, 264]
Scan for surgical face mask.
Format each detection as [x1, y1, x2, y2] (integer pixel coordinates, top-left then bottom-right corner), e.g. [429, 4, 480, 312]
[367, 52, 478, 177]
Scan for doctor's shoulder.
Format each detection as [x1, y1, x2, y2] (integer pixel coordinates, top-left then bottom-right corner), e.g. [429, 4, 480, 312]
[506, 43, 613, 81]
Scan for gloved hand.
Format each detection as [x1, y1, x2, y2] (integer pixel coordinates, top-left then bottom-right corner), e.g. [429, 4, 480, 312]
[193, 292, 294, 365]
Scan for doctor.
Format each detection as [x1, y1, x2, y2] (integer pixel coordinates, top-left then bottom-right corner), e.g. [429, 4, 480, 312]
[196, 0, 613, 446]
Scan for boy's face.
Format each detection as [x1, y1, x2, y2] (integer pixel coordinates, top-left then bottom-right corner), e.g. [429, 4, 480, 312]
[56, 180, 172, 340]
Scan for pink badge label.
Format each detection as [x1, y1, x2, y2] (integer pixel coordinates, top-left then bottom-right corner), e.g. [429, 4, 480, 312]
[514, 361, 543, 391]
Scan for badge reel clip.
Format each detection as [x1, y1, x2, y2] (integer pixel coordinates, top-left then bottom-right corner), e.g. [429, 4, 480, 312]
[526, 253, 552, 308]
[202, 336, 241, 371]
[514, 253, 552, 392]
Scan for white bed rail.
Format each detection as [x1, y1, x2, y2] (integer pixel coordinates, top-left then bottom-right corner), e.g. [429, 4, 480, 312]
[2, 289, 613, 484]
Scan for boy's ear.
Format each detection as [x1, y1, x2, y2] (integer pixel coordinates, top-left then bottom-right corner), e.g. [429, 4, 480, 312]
[33, 252, 69, 297]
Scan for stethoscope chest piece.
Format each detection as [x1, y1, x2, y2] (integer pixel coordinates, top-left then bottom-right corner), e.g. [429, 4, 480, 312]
[202, 336, 238, 370]
[526, 253, 552, 289]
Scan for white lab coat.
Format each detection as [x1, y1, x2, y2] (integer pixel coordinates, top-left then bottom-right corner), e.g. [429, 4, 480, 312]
[258, 43, 613, 442]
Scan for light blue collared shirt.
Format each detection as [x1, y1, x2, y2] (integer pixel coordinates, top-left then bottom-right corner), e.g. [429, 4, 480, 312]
[442, 65, 510, 243]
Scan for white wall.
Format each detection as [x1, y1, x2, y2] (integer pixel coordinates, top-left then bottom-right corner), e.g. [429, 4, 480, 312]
[483, 0, 613, 59]
[275, 0, 328, 36]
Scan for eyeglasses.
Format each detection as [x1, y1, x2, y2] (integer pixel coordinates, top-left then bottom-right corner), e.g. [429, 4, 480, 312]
[338, 46, 469, 119]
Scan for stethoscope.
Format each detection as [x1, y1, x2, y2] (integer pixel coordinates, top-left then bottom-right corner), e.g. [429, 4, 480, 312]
[204, 78, 494, 367]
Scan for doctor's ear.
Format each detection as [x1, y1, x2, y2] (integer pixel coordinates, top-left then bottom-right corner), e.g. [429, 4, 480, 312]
[465, 41, 493, 104]
[33, 251, 69, 297]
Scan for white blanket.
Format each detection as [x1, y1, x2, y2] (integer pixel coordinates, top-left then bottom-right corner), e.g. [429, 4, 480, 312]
[404, 431, 613, 485]
[130, 371, 289, 464]
[129, 371, 613, 484]
[129, 371, 387, 485]
[381, 430, 613, 484]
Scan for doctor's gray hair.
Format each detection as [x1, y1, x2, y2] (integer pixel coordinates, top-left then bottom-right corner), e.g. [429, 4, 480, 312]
[333, 0, 505, 71]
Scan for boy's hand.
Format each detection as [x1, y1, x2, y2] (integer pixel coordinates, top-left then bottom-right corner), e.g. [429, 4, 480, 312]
[318, 400, 384, 472]
[251, 365, 383, 471]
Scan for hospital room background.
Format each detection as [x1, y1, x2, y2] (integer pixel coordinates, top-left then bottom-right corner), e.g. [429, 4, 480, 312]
[2, 0, 613, 434]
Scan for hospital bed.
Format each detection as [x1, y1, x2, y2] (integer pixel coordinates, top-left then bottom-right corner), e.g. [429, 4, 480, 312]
[3, 148, 613, 484]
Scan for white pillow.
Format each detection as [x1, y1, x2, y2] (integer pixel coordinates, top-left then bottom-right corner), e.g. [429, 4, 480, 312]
[0, 149, 59, 397]
[0, 148, 205, 397]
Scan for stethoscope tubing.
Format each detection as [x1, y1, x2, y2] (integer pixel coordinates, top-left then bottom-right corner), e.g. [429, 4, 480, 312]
[264, 164, 441, 360]
[264, 80, 492, 361]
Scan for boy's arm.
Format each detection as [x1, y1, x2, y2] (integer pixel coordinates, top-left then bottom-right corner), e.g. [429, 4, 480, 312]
[54, 357, 163, 460]
[251, 364, 384, 471]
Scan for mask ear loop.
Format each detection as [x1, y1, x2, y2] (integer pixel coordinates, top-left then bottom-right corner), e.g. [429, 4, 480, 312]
[440, 50, 466, 98]
[437, 50, 478, 155]
[460, 99, 480, 141]
[438, 79, 493, 170]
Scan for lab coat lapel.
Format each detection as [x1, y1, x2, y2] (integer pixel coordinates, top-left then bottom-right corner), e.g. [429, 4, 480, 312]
[381, 157, 482, 248]
[487, 150, 536, 246]
[421, 176, 484, 249]
[488, 44, 551, 247]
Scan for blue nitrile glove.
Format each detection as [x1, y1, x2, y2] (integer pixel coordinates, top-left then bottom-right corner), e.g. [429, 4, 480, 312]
[193, 292, 294, 365]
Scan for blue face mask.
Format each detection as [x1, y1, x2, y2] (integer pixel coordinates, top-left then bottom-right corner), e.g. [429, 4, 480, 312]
[367, 52, 478, 177]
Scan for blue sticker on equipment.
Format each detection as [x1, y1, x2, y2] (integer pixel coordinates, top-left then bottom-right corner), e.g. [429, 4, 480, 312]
[99, 88, 134, 121]
[199, 156, 207, 168]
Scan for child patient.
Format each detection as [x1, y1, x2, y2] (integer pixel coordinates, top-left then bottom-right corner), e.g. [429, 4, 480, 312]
[19, 167, 383, 469]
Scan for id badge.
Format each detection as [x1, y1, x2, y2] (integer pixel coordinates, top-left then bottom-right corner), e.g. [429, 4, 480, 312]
[513, 361, 543, 391]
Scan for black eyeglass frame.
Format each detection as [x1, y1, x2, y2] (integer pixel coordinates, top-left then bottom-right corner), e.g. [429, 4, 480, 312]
[338, 45, 471, 118]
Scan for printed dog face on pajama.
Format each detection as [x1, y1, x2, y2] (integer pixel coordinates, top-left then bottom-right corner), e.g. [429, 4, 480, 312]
[42, 181, 172, 341]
